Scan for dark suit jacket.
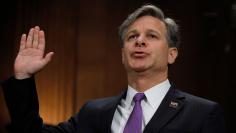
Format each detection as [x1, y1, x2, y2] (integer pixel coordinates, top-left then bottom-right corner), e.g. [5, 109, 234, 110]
[2, 77, 225, 133]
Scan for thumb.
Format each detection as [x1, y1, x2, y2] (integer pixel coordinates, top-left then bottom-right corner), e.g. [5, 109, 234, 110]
[43, 52, 54, 65]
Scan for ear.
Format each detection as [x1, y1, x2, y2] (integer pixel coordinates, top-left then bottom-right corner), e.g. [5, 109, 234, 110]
[168, 47, 178, 64]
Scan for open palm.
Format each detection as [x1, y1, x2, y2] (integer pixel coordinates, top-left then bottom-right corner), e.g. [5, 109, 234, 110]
[14, 26, 54, 79]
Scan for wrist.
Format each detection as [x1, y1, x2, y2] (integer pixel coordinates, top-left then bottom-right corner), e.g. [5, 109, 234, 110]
[14, 72, 32, 80]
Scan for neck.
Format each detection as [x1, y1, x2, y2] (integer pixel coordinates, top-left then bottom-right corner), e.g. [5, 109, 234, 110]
[127, 69, 168, 92]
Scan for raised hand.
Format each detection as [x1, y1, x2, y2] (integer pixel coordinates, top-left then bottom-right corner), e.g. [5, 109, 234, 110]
[14, 26, 54, 79]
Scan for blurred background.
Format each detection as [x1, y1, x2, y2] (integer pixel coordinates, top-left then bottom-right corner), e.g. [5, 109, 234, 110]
[0, 0, 235, 132]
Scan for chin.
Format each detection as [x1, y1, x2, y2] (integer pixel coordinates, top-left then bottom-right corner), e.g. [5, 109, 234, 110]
[124, 61, 150, 72]
[130, 66, 148, 73]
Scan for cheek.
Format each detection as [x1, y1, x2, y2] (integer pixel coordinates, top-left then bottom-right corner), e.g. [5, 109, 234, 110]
[154, 48, 169, 63]
[122, 52, 127, 65]
[122, 44, 132, 55]
[121, 48, 129, 63]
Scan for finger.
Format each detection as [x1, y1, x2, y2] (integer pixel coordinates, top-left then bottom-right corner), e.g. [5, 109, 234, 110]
[32, 26, 40, 48]
[35, 26, 40, 30]
[20, 34, 26, 51]
[38, 30, 45, 51]
[42, 52, 54, 65]
[26, 28, 34, 48]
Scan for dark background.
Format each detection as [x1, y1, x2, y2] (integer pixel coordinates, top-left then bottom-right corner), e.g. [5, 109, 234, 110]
[0, 0, 235, 132]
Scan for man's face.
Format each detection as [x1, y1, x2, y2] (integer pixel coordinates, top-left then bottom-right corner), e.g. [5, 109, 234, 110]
[122, 16, 177, 74]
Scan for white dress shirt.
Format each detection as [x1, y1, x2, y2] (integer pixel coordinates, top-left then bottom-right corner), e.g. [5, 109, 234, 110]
[111, 79, 171, 133]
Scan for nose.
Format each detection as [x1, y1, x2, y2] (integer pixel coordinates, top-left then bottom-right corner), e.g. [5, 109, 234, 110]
[135, 35, 146, 47]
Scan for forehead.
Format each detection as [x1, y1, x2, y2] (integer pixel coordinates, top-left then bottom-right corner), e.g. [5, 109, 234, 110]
[127, 15, 166, 34]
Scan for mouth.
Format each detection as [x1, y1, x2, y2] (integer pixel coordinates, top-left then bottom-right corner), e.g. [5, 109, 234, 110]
[131, 51, 149, 58]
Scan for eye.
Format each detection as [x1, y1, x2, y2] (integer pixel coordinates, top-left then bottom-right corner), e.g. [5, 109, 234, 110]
[127, 34, 138, 41]
[147, 34, 157, 39]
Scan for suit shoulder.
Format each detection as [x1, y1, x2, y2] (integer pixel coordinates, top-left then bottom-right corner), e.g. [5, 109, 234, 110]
[82, 95, 121, 110]
[176, 89, 220, 108]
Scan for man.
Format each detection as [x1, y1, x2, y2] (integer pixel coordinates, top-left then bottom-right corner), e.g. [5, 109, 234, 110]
[2, 4, 225, 133]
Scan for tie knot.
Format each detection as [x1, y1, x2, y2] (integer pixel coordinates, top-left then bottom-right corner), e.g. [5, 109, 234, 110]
[133, 93, 145, 102]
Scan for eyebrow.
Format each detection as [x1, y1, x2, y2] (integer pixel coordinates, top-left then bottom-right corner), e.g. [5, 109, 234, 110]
[127, 29, 160, 34]
[146, 29, 160, 36]
[126, 30, 138, 36]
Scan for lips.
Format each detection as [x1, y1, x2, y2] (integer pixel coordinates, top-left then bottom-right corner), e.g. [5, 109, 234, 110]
[131, 51, 149, 58]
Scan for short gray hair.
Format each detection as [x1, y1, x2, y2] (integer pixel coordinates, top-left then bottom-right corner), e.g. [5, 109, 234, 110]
[119, 4, 180, 48]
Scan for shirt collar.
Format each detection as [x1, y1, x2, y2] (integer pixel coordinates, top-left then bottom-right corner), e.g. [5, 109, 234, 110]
[125, 79, 171, 109]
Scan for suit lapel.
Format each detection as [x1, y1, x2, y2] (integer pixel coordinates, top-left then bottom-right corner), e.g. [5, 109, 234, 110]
[101, 91, 127, 133]
[144, 88, 185, 133]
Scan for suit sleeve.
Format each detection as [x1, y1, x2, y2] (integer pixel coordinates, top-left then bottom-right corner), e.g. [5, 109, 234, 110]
[201, 103, 226, 133]
[1, 77, 77, 133]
